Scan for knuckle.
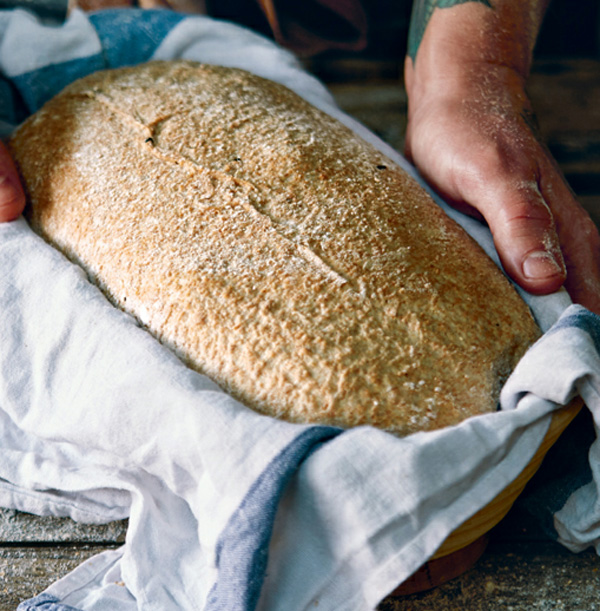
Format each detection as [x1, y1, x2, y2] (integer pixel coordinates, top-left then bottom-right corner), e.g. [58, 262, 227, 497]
[498, 190, 554, 234]
[451, 140, 536, 202]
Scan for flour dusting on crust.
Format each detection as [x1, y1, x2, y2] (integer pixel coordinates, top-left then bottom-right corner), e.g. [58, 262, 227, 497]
[10, 61, 541, 435]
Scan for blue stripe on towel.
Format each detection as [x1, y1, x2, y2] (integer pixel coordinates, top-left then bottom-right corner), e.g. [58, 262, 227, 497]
[89, 9, 185, 68]
[513, 303, 600, 539]
[13, 54, 105, 114]
[17, 593, 83, 611]
[0, 75, 28, 127]
[206, 425, 342, 611]
[11, 8, 184, 115]
[549, 304, 600, 352]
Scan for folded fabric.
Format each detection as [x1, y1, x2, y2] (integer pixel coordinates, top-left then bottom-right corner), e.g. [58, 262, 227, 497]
[0, 8, 599, 611]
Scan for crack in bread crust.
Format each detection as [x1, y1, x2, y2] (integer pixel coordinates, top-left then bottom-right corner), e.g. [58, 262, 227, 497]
[10, 60, 542, 435]
[89, 89, 362, 295]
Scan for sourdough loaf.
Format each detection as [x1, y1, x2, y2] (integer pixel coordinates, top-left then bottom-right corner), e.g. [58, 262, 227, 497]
[10, 60, 541, 436]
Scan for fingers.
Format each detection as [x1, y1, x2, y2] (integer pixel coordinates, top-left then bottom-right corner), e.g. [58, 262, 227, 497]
[562, 214, 600, 314]
[136, 0, 169, 8]
[0, 141, 25, 223]
[404, 58, 600, 312]
[465, 173, 567, 295]
[411, 123, 570, 294]
[450, 147, 600, 313]
[70, 0, 133, 11]
[539, 167, 600, 313]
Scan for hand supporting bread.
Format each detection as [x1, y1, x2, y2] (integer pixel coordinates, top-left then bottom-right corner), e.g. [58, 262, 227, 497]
[0, 141, 25, 222]
[10, 61, 541, 436]
[405, 0, 600, 314]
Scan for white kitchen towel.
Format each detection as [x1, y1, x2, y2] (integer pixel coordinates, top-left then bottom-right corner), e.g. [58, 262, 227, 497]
[0, 7, 598, 611]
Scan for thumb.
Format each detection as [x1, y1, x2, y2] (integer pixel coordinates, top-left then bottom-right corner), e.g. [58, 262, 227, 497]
[476, 179, 567, 295]
[0, 141, 25, 222]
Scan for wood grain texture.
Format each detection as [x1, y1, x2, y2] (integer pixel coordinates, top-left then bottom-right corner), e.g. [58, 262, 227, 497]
[379, 541, 600, 610]
[4, 57, 600, 609]
[0, 546, 118, 610]
[0, 509, 126, 544]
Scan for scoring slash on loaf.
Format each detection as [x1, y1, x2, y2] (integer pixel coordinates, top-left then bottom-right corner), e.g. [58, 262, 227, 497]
[10, 60, 541, 436]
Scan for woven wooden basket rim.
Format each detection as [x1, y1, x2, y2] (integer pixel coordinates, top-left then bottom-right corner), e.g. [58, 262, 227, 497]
[432, 396, 584, 559]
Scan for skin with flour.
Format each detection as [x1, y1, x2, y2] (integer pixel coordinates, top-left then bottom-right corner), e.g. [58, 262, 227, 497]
[1, 0, 599, 312]
[405, 0, 600, 312]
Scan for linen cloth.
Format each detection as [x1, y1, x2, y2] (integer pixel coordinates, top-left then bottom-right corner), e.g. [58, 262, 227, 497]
[0, 8, 599, 610]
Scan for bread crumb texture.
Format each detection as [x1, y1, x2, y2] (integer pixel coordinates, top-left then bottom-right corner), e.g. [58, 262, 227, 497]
[10, 61, 541, 436]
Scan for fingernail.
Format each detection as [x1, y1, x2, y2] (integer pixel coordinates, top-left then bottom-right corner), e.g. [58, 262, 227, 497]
[522, 250, 564, 280]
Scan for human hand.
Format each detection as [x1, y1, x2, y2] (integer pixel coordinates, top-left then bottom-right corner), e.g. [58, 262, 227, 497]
[0, 140, 25, 223]
[68, 0, 132, 10]
[404, 59, 600, 313]
[136, 0, 205, 12]
[405, 0, 600, 314]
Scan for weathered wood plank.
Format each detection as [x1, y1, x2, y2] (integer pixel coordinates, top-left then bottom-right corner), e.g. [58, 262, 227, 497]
[0, 545, 117, 611]
[532, 59, 600, 128]
[2, 541, 599, 611]
[0, 509, 126, 545]
[379, 541, 600, 611]
[3, 57, 600, 608]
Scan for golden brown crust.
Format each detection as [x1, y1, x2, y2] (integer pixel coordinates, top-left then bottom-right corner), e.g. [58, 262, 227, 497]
[10, 60, 541, 435]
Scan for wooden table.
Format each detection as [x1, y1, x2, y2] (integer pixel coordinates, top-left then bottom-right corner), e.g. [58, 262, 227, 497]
[2, 58, 600, 610]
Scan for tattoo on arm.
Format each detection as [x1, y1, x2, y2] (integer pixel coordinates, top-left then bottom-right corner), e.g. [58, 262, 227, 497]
[408, 0, 493, 61]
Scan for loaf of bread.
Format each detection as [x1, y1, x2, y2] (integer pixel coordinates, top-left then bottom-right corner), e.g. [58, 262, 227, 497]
[10, 60, 541, 436]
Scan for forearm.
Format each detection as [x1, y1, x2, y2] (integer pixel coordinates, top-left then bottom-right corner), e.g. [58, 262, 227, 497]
[401, 0, 600, 312]
[406, 0, 550, 95]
